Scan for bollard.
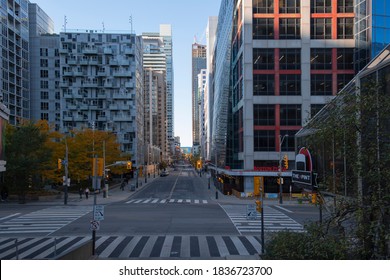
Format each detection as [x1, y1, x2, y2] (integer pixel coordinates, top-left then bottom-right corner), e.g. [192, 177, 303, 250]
[215, 191, 218, 199]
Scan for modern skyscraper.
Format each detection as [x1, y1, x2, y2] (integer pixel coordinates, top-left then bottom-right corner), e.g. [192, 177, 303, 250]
[192, 43, 206, 148]
[143, 25, 173, 164]
[159, 25, 174, 154]
[0, 0, 30, 125]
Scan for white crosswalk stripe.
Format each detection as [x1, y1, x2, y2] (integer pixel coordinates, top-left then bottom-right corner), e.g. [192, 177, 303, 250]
[0, 206, 91, 235]
[125, 198, 210, 204]
[220, 205, 305, 234]
[0, 235, 262, 259]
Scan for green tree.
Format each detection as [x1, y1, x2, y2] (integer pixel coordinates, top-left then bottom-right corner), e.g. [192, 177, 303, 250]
[300, 78, 390, 259]
[4, 121, 52, 200]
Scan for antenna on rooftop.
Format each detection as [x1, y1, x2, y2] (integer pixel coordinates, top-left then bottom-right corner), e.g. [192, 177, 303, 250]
[63, 15, 67, 32]
[129, 15, 133, 34]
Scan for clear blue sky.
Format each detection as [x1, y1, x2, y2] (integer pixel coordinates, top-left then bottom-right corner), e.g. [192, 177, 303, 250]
[32, 0, 221, 147]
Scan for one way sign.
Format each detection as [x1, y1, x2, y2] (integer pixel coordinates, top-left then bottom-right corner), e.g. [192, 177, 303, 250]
[93, 205, 105, 221]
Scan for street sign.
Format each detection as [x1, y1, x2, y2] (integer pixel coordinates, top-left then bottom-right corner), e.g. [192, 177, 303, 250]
[90, 220, 100, 231]
[93, 205, 104, 221]
[246, 204, 257, 220]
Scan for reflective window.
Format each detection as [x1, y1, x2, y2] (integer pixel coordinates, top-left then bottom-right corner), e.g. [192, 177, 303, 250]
[311, 74, 333, 95]
[311, 48, 332, 70]
[254, 104, 275, 125]
[337, 18, 354, 39]
[254, 130, 275, 151]
[279, 0, 300, 13]
[280, 74, 301, 96]
[337, 0, 354, 13]
[337, 48, 354, 69]
[253, 74, 275, 96]
[310, 104, 326, 118]
[279, 48, 301, 69]
[253, 48, 274, 69]
[253, 0, 274, 13]
[280, 19, 301, 39]
[337, 74, 354, 91]
[311, 0, 332, 13]
[253, 18, 274, 39]
[311, 18, 332, 39]
[280, 104, 302, 126]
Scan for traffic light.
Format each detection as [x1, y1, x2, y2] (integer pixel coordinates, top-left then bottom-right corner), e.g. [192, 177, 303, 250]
[127, 161, 132, 170]
[255, 200, 262, 212]
[311, 193, 317, 204]
[283, 154, 288, 169]
[58, 158, 62, 170]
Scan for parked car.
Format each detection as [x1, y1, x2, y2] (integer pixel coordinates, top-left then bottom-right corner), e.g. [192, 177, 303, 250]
[160, 170, 169, 177]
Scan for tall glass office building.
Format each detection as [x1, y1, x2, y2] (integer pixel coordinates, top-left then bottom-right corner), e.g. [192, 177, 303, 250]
[208, 0, 390, 195]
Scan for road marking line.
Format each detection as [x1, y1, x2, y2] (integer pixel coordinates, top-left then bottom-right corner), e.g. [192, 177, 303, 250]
[0, 213, 21, 221]
[160, 199, 166, 203]
[177, 199, 183, 203]
[169, 199, 175, 203]
[186, 199, 191, 203]
[151, 199, 159, 203]
[273, 205, 293, 213]
[194, 200, 199, 204]
[202, 200, 208, 204]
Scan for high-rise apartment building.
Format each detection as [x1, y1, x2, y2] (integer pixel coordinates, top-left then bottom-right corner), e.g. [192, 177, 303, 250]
[192, 43, 206, 148]
[59, 31, 144, 166]
[28, 3, 61, 129]
[209, 0, 390, 195]
[0, 0, 30, 125]
[142, 25, 173, 164]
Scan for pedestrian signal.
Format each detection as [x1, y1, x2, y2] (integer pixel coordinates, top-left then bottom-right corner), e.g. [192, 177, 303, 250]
[58, 158, 62, 170]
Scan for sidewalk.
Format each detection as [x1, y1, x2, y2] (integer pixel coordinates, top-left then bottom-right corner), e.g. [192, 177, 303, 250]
[198, 171, 301, 206]
[0, 175, 159, 207]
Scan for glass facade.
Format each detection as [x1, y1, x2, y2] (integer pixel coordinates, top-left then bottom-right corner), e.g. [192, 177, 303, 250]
[211, 0, 234, 167]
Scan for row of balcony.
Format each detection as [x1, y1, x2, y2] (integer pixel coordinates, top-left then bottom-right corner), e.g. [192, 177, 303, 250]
[63, 114, 132, 122]
[59, 81, 135, 88]
[59, 47, 134, 56]
[63, 69, 132, 77]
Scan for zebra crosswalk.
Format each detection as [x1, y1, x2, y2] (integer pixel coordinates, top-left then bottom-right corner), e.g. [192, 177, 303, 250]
[0, 206, 92, 235]
[125, 198, 209, 204]
[0, 235, 262, 260]
[220, 205, 305, 234]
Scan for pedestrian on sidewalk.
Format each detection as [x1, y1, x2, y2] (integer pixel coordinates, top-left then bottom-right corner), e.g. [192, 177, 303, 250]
[85, 187, 90, 199]
[79, 187, 83, 199]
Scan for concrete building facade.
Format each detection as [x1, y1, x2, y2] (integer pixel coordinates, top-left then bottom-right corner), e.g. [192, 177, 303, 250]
[59, 31, 144, 166]
[209, 0, 390, 195]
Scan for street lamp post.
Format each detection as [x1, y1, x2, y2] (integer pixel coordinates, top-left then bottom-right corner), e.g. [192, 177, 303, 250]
[278, 134, 288, 204]
[64, 139, 69, 205]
